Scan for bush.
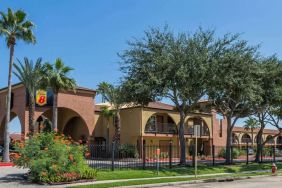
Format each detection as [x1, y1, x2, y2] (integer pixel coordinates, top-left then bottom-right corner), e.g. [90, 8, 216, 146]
[117, 144, 139, 158]
[14, 132, 97, 183]
[218, 148, 241, 159]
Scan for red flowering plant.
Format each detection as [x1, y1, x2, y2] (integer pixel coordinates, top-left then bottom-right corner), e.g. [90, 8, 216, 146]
[14, 132, 97, 183]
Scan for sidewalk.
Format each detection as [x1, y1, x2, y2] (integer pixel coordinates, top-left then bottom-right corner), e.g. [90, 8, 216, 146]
[0, 166, 273, 188]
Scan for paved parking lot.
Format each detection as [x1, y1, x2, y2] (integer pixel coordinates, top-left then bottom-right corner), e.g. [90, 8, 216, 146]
[0, 167, 40, 188]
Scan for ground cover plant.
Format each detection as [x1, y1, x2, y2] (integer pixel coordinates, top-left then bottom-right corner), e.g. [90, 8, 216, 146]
[13, 132, 97, 183]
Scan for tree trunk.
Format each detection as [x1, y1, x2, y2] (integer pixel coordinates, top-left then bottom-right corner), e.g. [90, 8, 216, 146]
[225, 116, 232, 164]
[178, 110, 186, 165]
[255, 122, 264, 162]
[3, 44, 15, 162]
[28, 94, 35, 137]
[52, 93, 58, 132]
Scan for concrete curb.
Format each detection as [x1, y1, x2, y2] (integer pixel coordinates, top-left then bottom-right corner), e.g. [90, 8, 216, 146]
[114, 175, 272, 188]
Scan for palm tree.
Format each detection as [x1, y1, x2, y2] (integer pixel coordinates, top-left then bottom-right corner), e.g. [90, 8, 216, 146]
[13, 58, 43, 136]
[41, 58, 76, 131]
[244, 117, 260, 148]
[100, 106, 114, 146]
[0, 8, 36, 162]
[97, 82, 123, 144]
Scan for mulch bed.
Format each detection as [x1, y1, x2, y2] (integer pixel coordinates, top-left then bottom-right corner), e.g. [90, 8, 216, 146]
[0, 162, 14, 167]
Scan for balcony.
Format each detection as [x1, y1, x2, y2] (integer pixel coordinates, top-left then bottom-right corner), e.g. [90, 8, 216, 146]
[144, 122, 178, 135]
[184, 125, 210, 136]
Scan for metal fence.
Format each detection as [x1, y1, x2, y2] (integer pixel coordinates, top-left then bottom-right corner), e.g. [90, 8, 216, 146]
[86, 142, 282, 170]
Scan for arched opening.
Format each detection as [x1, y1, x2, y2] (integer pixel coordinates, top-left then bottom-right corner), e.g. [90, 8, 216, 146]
[144, 113, 177, 134]
[0, 112, 23, 146]
[63, 116, 89, 143]
[266, 135, 274, 144]
[35, 115, 52, 133]
[232, 133, 239, 144]
[277, 136, 282, 145]
[241, 133, 252, 143]
[186, 117, 210, 136]
[36, 107, 90, 142]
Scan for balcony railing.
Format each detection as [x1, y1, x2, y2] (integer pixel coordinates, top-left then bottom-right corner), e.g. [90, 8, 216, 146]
[184, 126, 209, 136]
[144, 122, 178, 134]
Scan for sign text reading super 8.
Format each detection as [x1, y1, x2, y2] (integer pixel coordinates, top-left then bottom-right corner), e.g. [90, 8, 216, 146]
[36, 90, 47, 106]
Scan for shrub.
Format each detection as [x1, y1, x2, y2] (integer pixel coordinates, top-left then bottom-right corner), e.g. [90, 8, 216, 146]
[14, 132, 97, 183]
[218, 148, 241, 159]
[117, 144, 139, 158]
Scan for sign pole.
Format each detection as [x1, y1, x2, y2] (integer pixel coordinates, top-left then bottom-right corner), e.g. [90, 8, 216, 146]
[194, 125, 200, 179]
[156, 148, 160, 175]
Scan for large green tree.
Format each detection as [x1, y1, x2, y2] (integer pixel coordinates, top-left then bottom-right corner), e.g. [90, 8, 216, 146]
[0, 8, 36, 162]
[250, 56, 282, 162]
[13, 57, 44, 137]
[207, 34, 261, 164]
[120, 27, 213, 165]
[97, 82, 123, 143]
[41, 58, 76, 131]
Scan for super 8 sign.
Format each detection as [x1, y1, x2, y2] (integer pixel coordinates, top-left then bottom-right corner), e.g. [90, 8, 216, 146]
[36, 90, 47, 106]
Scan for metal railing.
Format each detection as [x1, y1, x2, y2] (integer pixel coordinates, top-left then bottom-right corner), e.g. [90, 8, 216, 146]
[144, 123, 178, 134]
[86, 143, 282, 170]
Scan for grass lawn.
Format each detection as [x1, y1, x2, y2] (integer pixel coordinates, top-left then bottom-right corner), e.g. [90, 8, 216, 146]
[96, 162, 282, 180]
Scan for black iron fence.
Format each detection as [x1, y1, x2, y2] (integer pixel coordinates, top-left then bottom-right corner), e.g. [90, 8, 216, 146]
[86, 142, 282, 170]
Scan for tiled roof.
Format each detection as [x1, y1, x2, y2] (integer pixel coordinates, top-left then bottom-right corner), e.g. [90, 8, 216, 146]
[146, 102, 175, 111]
[233, 127, 279, 134]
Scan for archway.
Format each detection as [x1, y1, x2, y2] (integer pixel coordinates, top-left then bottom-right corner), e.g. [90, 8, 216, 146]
[277, 136, 282, 145]
[35, 115, 52, 133]
[36, 107, 90, 142]
[241, 133, 252, 143]
[266, 135, 274, 144]
[0, 112, 23, 145]
[144, 113, 177, 134]
[232, 133, 239, 145]
[186, 117, 210, 136]
[63, 116, 89, 142]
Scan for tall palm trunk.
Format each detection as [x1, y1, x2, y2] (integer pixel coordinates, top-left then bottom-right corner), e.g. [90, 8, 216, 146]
[114, 110, 121, 144]
[179, 110, 186, 165]
[3, 44, 15, 162]
[28, 94, 35, 136]
[52, 93, 58, 131]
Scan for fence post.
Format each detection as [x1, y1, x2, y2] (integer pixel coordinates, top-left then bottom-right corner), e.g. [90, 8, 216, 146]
[231, 145, 233, 164]
[246, 142, 249, 165]
[111, 141, 115, 171]
[273, 146, 276, 163]
[143, 142, 146, 169]
[212, 145, 215, 166]
[169, 141, 172, 169]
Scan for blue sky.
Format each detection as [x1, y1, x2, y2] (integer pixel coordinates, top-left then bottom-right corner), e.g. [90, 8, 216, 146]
[1, 0, 282, 132]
